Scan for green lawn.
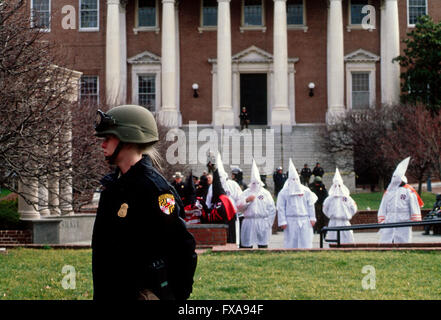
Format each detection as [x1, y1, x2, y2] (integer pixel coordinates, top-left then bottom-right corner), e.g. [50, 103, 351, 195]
[352, 191, 437, 211]
[1, 248, 441, 300]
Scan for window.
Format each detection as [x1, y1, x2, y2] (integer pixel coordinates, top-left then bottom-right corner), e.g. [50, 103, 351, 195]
[138, 0, 157, 27]
[138, 75, 156, 111]
[80, 76, 99, 105]
[287, 0, 304, 26]
[350, 0, 368, 25]
[202, 0, 217, 27]
[31, 0, 51, 30]
[351, 72, 370, 110]
[80, 0, 99, 30]
[243, 0, 263, 26]
[408, 0, 427, 26]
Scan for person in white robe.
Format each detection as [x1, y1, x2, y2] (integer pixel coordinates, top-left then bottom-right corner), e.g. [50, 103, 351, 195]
[323, 168, 357, 244]
[237, 160, 276, 248]
[377, 157, 423, 243]
[277, 159, 318, 249]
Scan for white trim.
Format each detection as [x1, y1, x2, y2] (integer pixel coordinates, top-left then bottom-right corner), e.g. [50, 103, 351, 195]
[31, 0, 51, 32]
[287, 0, 307, 31]
[129, 51, 162, 112]
[240, 0, 266, 32]
[199, 0, 218, 32]
[346, 63, 376, 111]
[407, 0, 428, 28]
[133, 0, 160, 34]
[346, 0, 375, 32]
[79, 75, 100, 105]
[79, 0, 99, 32]
[345, 49, 379, 110]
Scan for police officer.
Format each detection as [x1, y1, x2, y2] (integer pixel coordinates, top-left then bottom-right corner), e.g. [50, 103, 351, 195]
[172, 172, 186, 200]
[92, 105, 197, 300]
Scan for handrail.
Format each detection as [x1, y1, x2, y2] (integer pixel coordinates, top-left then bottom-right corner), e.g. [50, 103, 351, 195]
[319, 219, 441, 248]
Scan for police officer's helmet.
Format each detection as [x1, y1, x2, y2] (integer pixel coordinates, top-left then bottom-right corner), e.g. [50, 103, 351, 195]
[95, 105, 159, 144]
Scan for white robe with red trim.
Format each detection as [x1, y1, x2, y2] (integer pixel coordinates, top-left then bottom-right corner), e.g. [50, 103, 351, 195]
[377, 186, 422, 243]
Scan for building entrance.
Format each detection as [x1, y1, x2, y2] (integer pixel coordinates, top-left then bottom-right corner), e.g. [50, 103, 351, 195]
[240, 73, 267, 125]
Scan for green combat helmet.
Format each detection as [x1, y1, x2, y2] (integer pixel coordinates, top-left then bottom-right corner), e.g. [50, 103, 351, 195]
[94, 105, 159, 163]
[95, 104, 159, 144]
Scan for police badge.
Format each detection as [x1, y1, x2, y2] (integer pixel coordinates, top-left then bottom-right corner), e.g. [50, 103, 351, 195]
[158, 194, 175, 215]
[118, 203, 129, 218]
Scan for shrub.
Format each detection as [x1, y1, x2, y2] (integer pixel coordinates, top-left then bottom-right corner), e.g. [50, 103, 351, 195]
[0, 199, 24, 230]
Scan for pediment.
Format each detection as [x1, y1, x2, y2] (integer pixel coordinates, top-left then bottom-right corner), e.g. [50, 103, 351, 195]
[127, 51, 161, 64]
[232, 45, 274, 63]
[209, 45, 298, 64]
[344, 49, 380, 63]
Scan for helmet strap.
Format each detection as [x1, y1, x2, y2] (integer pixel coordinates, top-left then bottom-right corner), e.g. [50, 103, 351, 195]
[105, 141, 125, 165]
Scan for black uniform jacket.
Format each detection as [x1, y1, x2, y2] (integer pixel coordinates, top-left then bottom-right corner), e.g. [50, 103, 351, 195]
[92, 155, 188, 300]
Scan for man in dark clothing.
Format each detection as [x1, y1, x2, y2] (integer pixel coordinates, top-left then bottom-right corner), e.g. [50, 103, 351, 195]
[239, 107, 250, 130]
[171, 172, 186, 200]
[273, 167, 287, 196]
[300, 163, 312, 186]
[231, 167, 247, 191]
[312, 162, 325, 178]
[309, 176, 328, 234]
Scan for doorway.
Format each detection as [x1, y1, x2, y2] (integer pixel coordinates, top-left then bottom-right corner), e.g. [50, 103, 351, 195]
[240, 73, 267, 125]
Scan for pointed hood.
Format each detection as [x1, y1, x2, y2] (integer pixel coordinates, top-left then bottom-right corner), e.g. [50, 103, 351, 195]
[285, 158, 304, 195]
[328, 168, 350, 198]
[216, 151, 228, 188]
[183, 171, 196, 206]
[387, 157, 410, 193]
[249, 159, 264, 194]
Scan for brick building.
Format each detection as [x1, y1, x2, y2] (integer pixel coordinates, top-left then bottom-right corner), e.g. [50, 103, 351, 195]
[28, 0, 441, 188]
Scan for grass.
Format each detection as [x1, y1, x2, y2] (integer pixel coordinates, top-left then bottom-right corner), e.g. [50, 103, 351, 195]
[352, 191, 437, 211]
[1, 248, 441, 300]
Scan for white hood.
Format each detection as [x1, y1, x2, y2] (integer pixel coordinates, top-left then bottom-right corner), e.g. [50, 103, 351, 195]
[328, 168, 350, 198]
[387, 157, 410, 193]
[249, 159, 264, 194]
[216, 151, 229, 189]
[285, 158, 304, 195]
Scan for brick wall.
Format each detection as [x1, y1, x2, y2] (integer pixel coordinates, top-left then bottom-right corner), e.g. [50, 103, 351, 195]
[187, 224, 228, 248]
[0, 230, 32, 244]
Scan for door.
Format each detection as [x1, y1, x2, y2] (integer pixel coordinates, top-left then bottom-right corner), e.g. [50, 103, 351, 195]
[240, 73, 267, 125]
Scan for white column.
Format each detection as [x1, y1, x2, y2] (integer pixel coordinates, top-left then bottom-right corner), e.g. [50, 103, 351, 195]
[214, 0, 234, 127]
[18, 179, 40, 220]
[119, 1, 127, 104]
[106, 0, 122, 106]
[326, 0, 345, 123]
[159, 0, 180, 127]
[38, 178, 50, 217]
[381, 0, 401, 106]
[272, 0, 291, 128]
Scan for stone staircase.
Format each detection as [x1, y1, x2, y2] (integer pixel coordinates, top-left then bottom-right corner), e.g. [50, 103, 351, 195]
[170, 124, 355, 193]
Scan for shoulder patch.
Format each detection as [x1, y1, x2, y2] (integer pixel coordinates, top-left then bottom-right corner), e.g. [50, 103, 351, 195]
[158, 193, 176, 215]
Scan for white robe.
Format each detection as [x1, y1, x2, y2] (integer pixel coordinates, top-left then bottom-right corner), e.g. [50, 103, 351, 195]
[323, 195, 357, 244]
[277, 186, 317, 249]
[377, 186, 422, 243]
[238, 187, 276, 247]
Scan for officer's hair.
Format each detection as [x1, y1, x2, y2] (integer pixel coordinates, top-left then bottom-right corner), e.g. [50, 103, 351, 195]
[135, 142, 162, 170]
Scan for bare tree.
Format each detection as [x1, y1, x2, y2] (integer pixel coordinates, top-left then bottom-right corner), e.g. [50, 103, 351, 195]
[0, 0, 105, 212]
[381, 103, 441, 194]
[321, 107, 395, 191]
